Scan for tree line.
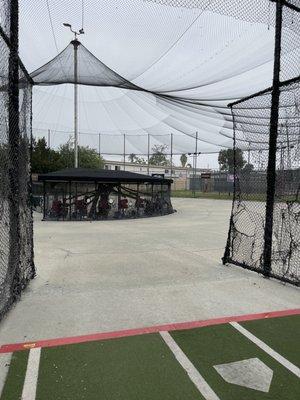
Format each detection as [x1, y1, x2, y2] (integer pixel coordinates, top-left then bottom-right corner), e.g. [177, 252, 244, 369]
[31, 138, 104, 173]
[30, 137, 253, 174]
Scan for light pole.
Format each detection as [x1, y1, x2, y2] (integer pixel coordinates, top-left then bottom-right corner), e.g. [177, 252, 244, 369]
[188, 132, 201, 196]
[63, 23, 84, 168]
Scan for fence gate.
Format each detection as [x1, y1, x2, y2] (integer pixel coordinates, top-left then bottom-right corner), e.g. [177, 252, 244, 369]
[223, 0, 300, 286]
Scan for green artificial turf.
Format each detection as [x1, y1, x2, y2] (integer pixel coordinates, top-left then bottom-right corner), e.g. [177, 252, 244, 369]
[1, 350, 29, 400]
[171, 323, 300, 400]
[241, 315, 300, 368]
[35, 333, 204, 400]
[2, 317, 299, 400]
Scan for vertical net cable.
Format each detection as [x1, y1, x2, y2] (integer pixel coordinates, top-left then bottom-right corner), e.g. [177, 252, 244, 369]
[0, 0, 35, 320]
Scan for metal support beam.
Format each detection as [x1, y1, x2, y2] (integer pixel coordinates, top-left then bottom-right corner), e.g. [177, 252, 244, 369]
[98, 133, 101, 158]
[43, 181, 46, 220]
[8, 0, 21, 289]
[192, 132, 198, 196]
[170, 133, 173, 177]
[72, 39, 80, 168]
[123, 133, 126, 171]
[263, 0, 283, 276]
[147, 133, 150, 175]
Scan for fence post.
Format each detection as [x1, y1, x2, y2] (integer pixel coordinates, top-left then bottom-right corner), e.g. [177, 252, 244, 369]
[170, 133, 173, 177]
[147, 133, 150, 175]
[98, 133, 101, 158]
[8, 0, 21, 297]
[263, 0, 283, 277]
[123, 133, 126, 171]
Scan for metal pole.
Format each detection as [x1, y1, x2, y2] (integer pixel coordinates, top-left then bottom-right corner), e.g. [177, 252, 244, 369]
[69, 181, 72, 220]
[98, 132, 102, 169]
[137, 183, 140, 216]
[123, 133, 126, 171]
[170, 133, 173, 177]
[43, 181, 46, 220]
[147, 133, 150, 175]
[263, 0, 283, 277]
[248, 141, 251, 164]
[195, 131, 198, 172]
[48, 129, 51, 148]
[192, 132, 198, 196]
[72, 38, 80, 168]
[8, 0, 21, 281]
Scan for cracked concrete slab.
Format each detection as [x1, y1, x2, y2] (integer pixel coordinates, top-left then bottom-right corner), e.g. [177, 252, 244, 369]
[0, 198, 299, 344]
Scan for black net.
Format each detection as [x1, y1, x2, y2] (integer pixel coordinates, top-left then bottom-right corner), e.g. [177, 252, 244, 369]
[0, 0, 35, 319]
[223, 1, 300, 286]
[26, 0, 300, 156]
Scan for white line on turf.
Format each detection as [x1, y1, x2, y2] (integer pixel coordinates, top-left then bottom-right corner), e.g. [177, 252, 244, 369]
[230, 322, 300, 378]
[160, 331, 221, 400]
[0, 353, 12, 396]
[21, 347, 41, 400]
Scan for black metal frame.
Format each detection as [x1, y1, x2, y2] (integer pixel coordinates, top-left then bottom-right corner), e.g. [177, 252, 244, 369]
[223, 0, 300, 286]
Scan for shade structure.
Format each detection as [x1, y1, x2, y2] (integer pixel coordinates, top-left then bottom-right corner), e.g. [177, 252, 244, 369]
[38, 168, 174, 221]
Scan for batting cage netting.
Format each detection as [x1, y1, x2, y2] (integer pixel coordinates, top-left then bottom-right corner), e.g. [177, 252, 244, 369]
[223, 0, 300, 286]
[0, 0, 35, 320]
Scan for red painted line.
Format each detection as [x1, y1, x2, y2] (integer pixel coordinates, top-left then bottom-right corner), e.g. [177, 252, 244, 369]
[1, 308, 299, 354]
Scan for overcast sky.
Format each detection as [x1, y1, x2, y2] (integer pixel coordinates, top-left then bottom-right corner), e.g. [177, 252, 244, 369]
[16, 0, 280, 168]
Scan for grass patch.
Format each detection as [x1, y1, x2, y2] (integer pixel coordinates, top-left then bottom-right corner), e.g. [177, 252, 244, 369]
[171, 190, 298, 203]
[171, 190, 233, 200]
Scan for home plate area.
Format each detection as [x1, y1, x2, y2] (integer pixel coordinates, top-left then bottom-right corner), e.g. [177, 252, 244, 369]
[0, 313, 299, 400]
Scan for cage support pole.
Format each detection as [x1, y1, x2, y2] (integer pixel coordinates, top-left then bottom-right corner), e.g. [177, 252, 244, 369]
[137, 183, 140, 216]
[118, 184, 121, 214]
[248, 141, 251, 164]
[147, 133, 150, 175]
[263, 0, 283, 277]
[123, 134, 126, 171]
[43, 181, 46, 220]
[72, 39, 80, 168]
[98, 133, 101, 158]
[69, 181, 72, 220]
[192, 132, 198, 196]
[170, 133, 173, 177]
[8, 0, 21, 287]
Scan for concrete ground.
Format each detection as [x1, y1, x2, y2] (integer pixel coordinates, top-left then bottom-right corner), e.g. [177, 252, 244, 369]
[0, 198, 299, 345]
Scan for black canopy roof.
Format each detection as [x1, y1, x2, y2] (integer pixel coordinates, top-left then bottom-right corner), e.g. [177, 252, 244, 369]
[38, 168, 172, 184]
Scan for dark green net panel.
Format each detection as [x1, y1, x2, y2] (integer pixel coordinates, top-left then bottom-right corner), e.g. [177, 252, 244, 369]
[223, 0, 300, 285]
[0, 0, 35, 320]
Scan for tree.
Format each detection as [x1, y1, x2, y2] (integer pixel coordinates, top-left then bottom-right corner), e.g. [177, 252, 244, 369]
[128, 153, 136, 163]
[58, 142, 104, 170]
[31, 137, 61, 173]
[128, 153, 146, 164]
[218, 148, 246, 173]
[31, 137, 104, 173]
[242, 163, 254, 175]
[149, 144, 170, 166]
[180, 154, 187, 167]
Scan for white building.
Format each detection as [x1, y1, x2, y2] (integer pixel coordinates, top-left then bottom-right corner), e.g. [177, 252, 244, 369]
[104, 160, 211, 190]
